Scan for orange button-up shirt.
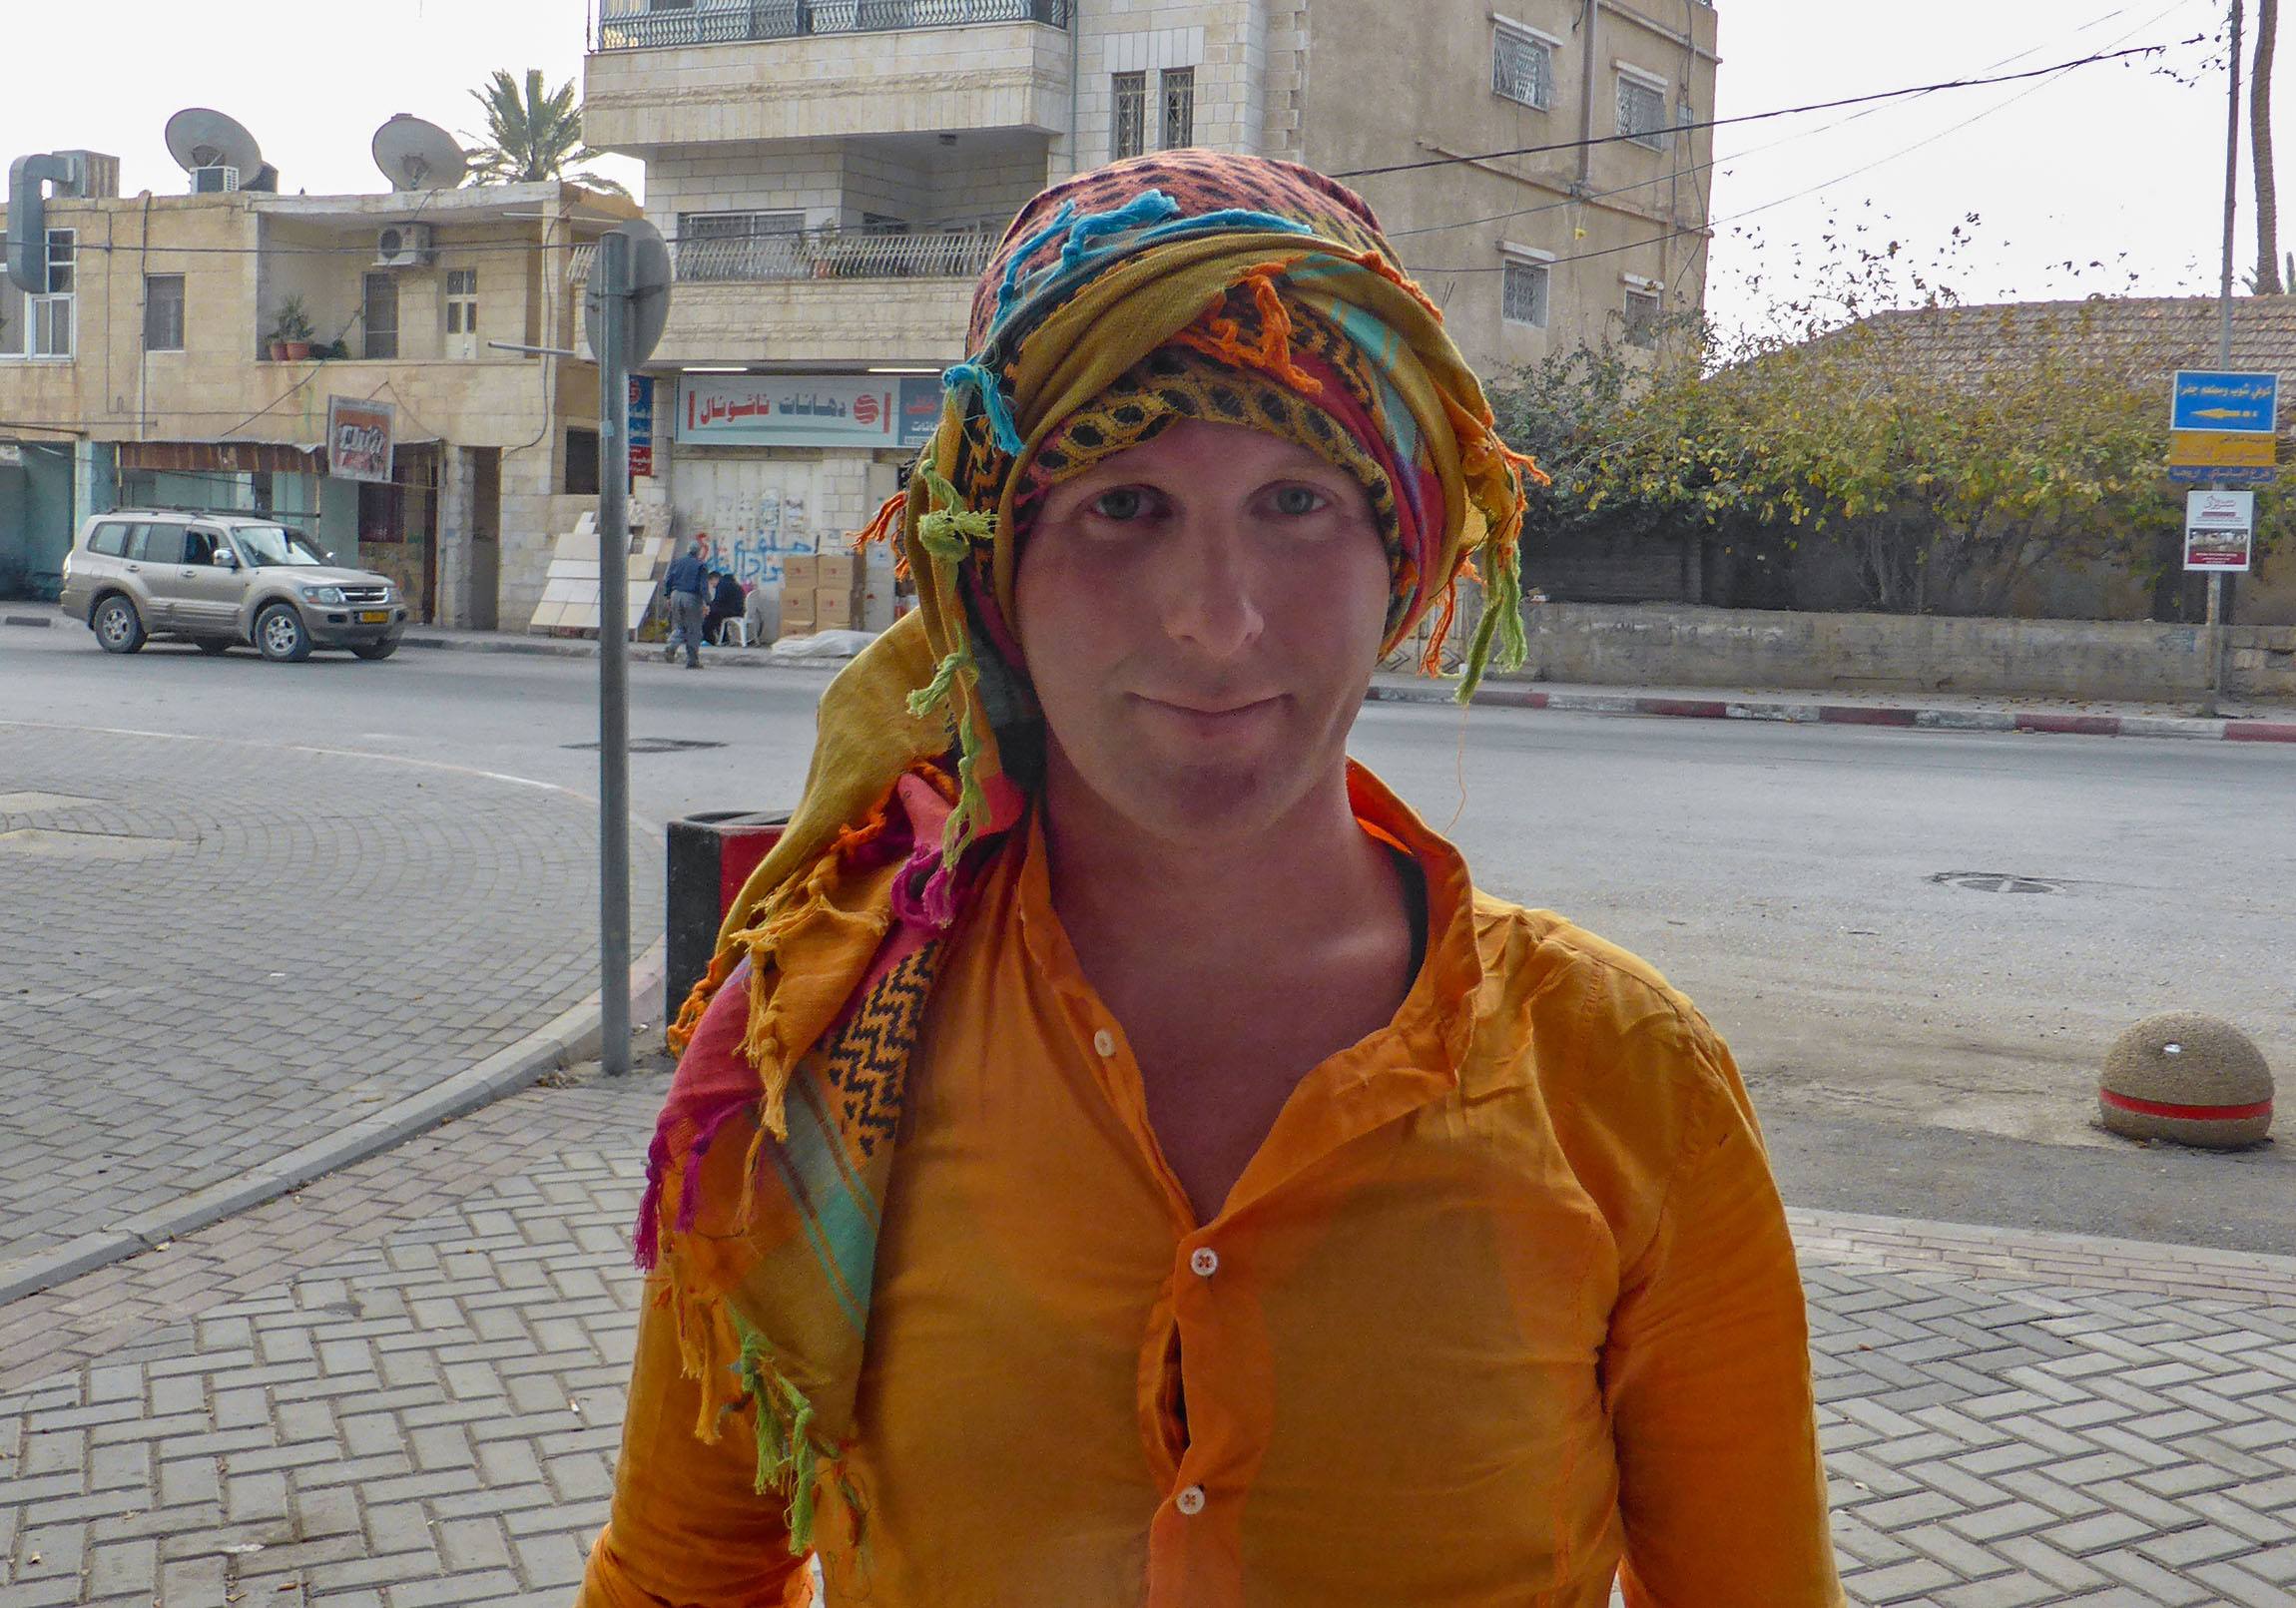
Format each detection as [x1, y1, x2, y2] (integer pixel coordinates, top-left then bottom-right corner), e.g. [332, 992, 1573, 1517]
[583, 767, 1843, 1608]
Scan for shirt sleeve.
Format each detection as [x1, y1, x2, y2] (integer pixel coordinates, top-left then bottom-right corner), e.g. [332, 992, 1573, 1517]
[576, 1280, 816, 1608]
[1602, 1025, 1845, 1608]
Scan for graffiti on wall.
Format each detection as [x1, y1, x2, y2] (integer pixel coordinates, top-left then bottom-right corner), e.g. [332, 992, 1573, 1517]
[686, 486, 815, 587]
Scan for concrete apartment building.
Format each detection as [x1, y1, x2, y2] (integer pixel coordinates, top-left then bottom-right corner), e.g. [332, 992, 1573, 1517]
[582, 0, 1718, 614]
[0, 149, 639, 618]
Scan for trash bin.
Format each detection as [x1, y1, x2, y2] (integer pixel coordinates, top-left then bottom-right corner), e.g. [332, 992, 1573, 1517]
[666, 809, 791, 1018]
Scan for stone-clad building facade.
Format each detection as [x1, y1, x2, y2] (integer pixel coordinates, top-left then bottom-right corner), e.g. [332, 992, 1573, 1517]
[581, 0, 1719, 628]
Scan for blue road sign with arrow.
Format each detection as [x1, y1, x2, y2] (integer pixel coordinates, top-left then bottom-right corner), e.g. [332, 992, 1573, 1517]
[2171, 370, 2279, 434]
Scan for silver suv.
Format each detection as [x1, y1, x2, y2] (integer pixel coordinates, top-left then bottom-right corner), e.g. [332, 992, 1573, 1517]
[57, 510, 407, 662]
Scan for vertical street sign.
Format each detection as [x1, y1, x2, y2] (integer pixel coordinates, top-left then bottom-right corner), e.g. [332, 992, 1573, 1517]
[2167, 370, 2279, 484]
[628, 373, 655, 480]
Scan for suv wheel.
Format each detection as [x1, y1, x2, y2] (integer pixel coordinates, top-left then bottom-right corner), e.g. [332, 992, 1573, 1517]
[255, 603, 312, 663]
[93, 595, 147, 655]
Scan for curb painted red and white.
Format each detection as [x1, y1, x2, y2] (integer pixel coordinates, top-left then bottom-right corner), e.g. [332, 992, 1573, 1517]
[1366, 682, 2296, 745]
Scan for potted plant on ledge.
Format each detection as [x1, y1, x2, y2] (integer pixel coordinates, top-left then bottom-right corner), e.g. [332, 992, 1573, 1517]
[271, 295, 314, 362]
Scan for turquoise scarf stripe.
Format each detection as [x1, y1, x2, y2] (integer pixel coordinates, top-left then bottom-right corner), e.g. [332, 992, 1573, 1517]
[768, 1072, 880, 1335]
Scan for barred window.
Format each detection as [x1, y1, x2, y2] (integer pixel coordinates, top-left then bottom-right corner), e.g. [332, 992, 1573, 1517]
[1618, 72, 1668, 149]
[1502, 260, 1549, 327]
[1492, 23, 1552, 110]
[145, 274, 186, 351]
[1113, 71, 1148, 159]
[1161, 67, 1196, 149]
[1624, 287, 1661, 346]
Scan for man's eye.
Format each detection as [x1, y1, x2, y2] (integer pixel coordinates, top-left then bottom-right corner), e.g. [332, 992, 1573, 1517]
[1272, 485, 1328, 516]
[1091, 488, 1152, 520]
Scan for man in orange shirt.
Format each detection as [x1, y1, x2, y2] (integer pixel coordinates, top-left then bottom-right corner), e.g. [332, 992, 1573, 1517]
[582, 152, 1843, 1607]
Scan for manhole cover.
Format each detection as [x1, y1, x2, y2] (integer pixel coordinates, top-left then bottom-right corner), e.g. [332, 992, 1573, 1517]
[562, 738, 728, 754]
[0, 826, 187, 860]
[1929, 870, 2065, 894]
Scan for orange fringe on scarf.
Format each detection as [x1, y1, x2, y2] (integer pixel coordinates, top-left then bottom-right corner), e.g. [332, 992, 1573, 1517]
[1173, 262, 1325, 395]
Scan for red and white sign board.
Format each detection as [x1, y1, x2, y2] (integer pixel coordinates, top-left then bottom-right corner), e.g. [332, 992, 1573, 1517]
[2184, 489, 2254, 573]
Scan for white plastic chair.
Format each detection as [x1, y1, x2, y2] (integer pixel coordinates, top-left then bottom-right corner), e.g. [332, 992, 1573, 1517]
[716, 617, 749, 647]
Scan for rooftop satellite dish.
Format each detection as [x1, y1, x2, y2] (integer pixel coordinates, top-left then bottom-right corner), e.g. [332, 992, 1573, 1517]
[163, 107, 263, 179]
[372, 115, 466, 192]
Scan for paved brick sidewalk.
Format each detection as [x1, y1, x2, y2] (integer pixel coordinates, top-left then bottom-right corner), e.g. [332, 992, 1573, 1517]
[0, 723, 660, 1292]
[2, 1055, 2292, 1607]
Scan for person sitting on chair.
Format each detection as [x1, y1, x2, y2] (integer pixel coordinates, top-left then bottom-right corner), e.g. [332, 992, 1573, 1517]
[704, 568, 747, 644]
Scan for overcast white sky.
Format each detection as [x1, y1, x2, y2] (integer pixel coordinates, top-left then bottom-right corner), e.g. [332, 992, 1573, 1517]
[0, 0, 2269, 340]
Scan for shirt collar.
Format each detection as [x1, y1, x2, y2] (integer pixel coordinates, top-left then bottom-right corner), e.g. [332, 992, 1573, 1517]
[1010, 760, 1486, 1090]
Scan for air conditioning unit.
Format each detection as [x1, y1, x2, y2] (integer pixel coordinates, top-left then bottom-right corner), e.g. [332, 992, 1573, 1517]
[191, 165, 240, 194]
[374, 224, 435, 268]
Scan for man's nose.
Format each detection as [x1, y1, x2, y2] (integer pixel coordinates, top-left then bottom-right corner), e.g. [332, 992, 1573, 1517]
[1159, 514, 1266, 660]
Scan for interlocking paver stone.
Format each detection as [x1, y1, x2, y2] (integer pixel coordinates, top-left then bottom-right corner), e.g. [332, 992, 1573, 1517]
[0, 724, 656, 1285]
[4, 1053, 2296, 1604]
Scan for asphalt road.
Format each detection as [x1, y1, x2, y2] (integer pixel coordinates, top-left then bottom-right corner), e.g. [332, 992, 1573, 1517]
[8, 620, 2294, 1254]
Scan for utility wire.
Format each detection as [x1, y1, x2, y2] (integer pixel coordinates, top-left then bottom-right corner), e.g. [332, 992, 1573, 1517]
[1332, 38, 2191, 180]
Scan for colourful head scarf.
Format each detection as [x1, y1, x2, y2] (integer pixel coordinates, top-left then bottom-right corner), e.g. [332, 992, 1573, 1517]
[638, 151, 1541, 1551]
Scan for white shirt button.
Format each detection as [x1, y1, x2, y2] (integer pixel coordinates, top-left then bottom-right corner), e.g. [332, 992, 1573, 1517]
[1189, 1248, 1219, 1278]
[1175, 1484, 1207, 1515]
[1093, 1029, 1116, 1058]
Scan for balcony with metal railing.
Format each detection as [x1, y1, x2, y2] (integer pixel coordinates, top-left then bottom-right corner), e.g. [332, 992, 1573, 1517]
[571, 226, 997, 284]
[592, 0, 1070, 51]
[569, 227, 984, 367]
[585, 0, 1073, 147]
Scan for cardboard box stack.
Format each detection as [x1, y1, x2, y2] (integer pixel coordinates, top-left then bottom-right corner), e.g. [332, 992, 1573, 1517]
[815, 553, 861, 631]
[779, 552, 818, 638]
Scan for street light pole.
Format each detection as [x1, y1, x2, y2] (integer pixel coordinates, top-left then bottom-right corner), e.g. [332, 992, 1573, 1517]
[594, 231, 633, 1076]
[2206, 0, 2245, 718]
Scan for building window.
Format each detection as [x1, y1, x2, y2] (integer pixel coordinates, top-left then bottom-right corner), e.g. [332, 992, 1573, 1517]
[44, 229, 74, 295]
[1492, 22, 1554, 109]
[1618, 71, 1668, 150]
[0, 236, 22, 359]
[32, 295, 73, 358]
[362, 272, 399, 360]
[444, 268, 478, 336]
[11, 228, 77, 358]
[1624, 287, 1661, 346]
[145, 274, 186, 351]
[566, 426, 601, 496]
[1112, 70, 1148, 160]
[1502, 258, 1550, 327]
[1160, 67, 1196, 150]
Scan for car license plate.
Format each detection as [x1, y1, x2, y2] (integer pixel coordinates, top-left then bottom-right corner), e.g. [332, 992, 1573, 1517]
[358, 610, 389, 624]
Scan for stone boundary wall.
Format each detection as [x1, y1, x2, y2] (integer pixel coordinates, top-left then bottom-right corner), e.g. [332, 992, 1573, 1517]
[1512, 603, 2296, 702]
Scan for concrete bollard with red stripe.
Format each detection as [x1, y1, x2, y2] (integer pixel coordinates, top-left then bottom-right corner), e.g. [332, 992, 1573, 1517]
[666, 810, 791, 1021]
[2097, 1012, 2275, 1149]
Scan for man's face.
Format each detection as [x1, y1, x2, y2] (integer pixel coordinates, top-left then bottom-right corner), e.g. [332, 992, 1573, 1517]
[1014, 417, 1392, 848]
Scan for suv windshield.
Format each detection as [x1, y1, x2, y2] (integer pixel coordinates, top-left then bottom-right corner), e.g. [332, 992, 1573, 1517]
[232, 525, 327, 568]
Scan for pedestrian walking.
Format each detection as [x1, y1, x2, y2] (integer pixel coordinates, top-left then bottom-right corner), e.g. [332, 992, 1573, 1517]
[582, 152, 1843, 1607]
[662, 541, 709, 669]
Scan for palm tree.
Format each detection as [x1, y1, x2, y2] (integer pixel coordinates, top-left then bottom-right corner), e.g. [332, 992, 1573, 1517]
[462, 69, 627, 194]
[2256, 0, 2282, 293]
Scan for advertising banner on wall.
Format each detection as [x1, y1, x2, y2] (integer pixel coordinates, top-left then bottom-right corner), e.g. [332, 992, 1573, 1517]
[677, 373, 941, 450]
[325, 396, 395, 484]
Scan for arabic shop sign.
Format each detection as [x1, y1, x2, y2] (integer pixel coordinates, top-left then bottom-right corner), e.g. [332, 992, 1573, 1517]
[677, 373, 942, 449]
[325, 396, 395, 484]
